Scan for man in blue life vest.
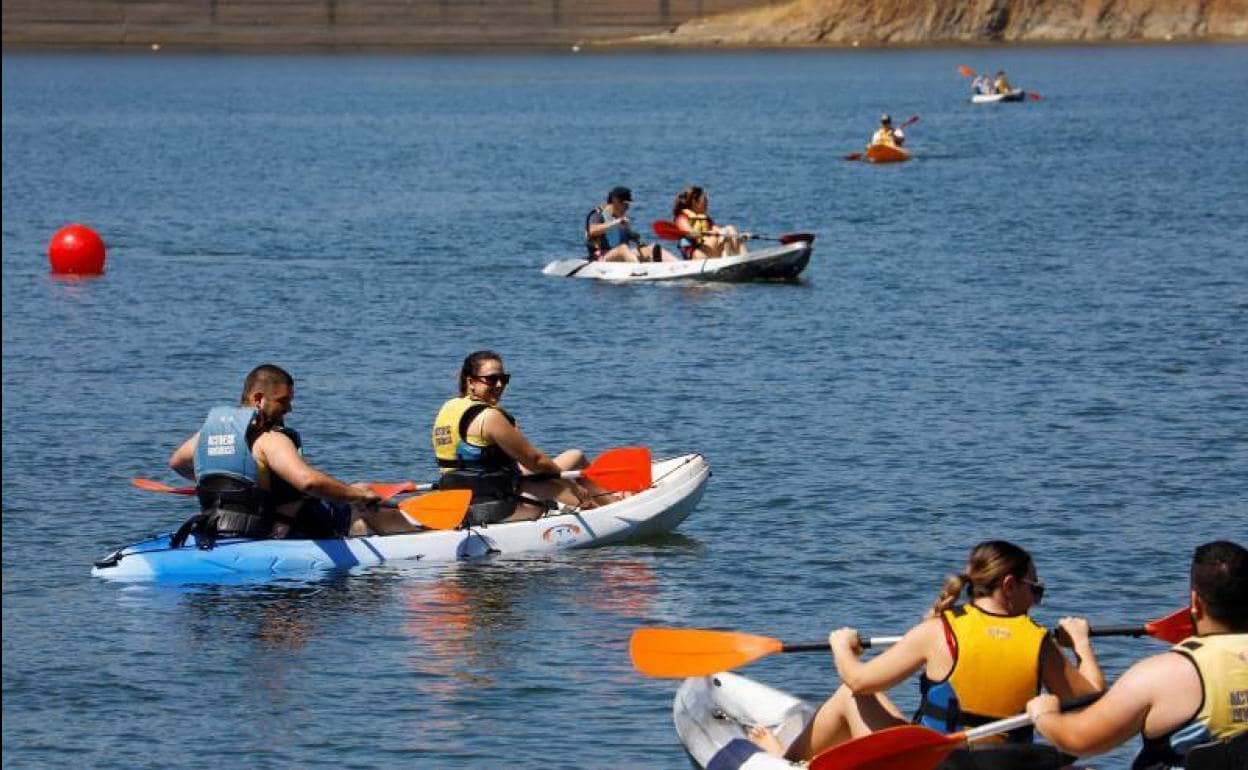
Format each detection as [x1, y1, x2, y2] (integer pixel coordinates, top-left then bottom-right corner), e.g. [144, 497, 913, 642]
[168, 364, 403, 542]
[1027, 540, 1248, 769]
[585, 186, 678, 263]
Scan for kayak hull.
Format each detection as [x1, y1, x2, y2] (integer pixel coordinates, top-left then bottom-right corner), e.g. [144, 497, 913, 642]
[542, 242, 812, 283]
[971, 89, 1026, 103]
[674, 673, 1083, 770]
[864, 143, 911, 163]
[93, 454, 709, 582]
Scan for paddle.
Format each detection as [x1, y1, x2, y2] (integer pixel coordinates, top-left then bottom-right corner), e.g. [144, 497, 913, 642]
[629, 628, 903, 678]
[631, 608, 1191, 678]
[370, 447, 653, 505]
[651, 220, 813, 245]
[397, 489, 473, 530]
[844, 115, 919, 160]
[131, 478, 196, 495]
[530, 446, 653, 492]
[808, 693, 1101, 770]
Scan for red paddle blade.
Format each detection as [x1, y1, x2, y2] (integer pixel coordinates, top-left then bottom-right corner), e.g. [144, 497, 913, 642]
[398, 490, 472, 530]
[1146, 607, 1194, 644]
[584, 447, 652, 492]
[809, 724, 960, 770]
[779, 232, 815, 245]
[629, 628, 783, 677]
[957, 65, 975, 77]
[1028, 92, 1043, 101]
[651, 220, 684, 241]
[131, 478, 196, 495]
[367, 481, 416, 501]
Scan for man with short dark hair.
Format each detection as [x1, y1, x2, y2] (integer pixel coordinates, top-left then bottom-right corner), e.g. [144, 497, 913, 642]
[584, 186, 676, 263]
[1027, 540, 1248, 769]
[168, 364, 399, 542]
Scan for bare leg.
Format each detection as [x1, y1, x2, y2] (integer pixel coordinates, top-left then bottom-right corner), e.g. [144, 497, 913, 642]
[601, 244, 640, 263]
[721, 225, 747, 256]
[784, 685, 908, 761]
[351, 505, 421, 536]
[748, 724, 785, 755]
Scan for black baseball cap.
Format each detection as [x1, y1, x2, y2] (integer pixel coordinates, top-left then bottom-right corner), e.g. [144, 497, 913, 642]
[608, 186, 632, 202]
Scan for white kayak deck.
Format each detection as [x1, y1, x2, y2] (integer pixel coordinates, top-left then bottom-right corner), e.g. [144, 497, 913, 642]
[542, 242, 812, 282]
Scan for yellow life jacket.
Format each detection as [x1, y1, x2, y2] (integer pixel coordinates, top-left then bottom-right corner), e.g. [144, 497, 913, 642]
[871, 127, 897, 148]
[680, 209, 712, 234]
[432, 396, 516, 472]
[1135, 633, 1248, 768]
[995, 76, 1012, 94]
[917, 603, 1047, 741]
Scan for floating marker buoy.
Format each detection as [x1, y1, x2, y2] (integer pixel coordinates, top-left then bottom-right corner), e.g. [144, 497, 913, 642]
[48, 223, 106, 275]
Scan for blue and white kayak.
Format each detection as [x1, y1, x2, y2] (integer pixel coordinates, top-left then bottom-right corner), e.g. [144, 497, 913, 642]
[93, 454, 708, 582]
[674, 672, 1081, 770]
[542, 242, 812, 282]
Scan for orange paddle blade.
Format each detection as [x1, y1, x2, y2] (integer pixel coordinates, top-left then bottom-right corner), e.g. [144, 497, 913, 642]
[809, 724, 960, 770]
[957, 65, 975, 77]
[367, 481, 416, 501]
[398, 490, 471, 530]
[1146, 607, 1194, 644]
[651, 220, 685, 242]
[584, 447, 652, 492]
[131, 478, 196, 495]
[629, 628, 783, 677]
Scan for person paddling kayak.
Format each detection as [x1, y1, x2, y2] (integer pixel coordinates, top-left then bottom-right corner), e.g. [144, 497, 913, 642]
[167, 364, 402, 544]
[1027, 540, 1248, 769]
[870, 113, 906, 149]
[432, 350, 614, 526]
[585, 186, 678, 263]
[994, 70, 1014, 94]
[672, 186, 747, 259]
[758, 540, 1104, 762]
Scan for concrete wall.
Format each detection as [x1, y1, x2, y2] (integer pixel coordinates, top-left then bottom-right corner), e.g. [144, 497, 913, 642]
[2, 0, 777, 48]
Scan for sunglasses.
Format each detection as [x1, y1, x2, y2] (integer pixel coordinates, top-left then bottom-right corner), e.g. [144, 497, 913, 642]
[1021, 578, 1046, 604]
[472, 373, 511, 387]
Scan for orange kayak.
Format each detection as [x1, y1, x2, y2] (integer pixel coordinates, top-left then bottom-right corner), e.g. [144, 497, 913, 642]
[865, 144, 911, 163]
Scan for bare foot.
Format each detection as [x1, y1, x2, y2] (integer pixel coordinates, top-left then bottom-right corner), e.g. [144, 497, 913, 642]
[748, 724, 784, 755]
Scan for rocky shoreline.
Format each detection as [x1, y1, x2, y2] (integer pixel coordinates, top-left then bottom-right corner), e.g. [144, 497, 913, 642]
[3, 0, 1244, 50]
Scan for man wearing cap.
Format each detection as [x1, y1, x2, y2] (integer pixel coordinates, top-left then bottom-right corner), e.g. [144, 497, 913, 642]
[871, 114, 906, 148]
[585, 186, 677, 263]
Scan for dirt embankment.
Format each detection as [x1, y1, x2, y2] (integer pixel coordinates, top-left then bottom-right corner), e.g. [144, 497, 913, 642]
[631, 0, 1248, 46]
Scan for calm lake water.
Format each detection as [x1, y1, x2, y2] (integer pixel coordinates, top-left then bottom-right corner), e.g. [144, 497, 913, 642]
[3, 45, 1246, 768]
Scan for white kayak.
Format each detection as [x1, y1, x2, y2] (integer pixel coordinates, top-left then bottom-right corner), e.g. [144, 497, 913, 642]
[970, 89, 1026, 104]
[92, 453, 709, 582]
[674, 672, 1081, 770]
[542, 242, 812, 283]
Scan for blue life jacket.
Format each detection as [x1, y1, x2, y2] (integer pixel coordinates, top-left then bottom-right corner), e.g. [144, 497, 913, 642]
[181, 407, 301, 544]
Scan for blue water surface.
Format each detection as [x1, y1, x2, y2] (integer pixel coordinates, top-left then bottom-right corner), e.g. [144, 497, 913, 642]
[3, 45, 1246, 768]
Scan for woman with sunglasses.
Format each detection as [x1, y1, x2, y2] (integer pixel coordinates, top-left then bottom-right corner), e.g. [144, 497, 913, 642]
[762, 540, 1104, 761]
[432, 350, 611, 526]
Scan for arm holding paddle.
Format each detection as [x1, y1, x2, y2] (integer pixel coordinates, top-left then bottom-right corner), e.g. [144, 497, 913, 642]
[1041, 617, 1105, 698]
[828, 622, 934, 693]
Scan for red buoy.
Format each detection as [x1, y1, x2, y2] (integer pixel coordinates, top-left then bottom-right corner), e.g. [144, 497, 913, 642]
[48, 223, 107, 275]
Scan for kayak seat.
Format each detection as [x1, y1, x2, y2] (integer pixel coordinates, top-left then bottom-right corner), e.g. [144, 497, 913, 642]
[938, 744, 1075, 770]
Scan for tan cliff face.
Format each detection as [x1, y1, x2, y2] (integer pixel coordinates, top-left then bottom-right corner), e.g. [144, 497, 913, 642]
[636, 0, 1248, 46]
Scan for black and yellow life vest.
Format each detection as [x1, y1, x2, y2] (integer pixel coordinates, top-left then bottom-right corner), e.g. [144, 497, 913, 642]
[431, 396, 521, 526]
[1134, 633, 1248, 769]
[916, 604, 1047, 742]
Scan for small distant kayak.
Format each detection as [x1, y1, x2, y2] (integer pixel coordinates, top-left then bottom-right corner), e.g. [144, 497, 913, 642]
[93, 453, 709, 582]
[542, 241, 813, 283]
[674, 672, 1082, 770]
[865, 143, 911, 163]
[971, 89, 1026, 103]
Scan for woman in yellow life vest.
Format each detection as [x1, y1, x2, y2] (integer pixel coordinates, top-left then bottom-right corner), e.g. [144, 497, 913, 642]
[994, 70, 1014, 94]
[431, 350, 612, 526]
[672, 186, 748, 259]
[774, 540, 1104, 762]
